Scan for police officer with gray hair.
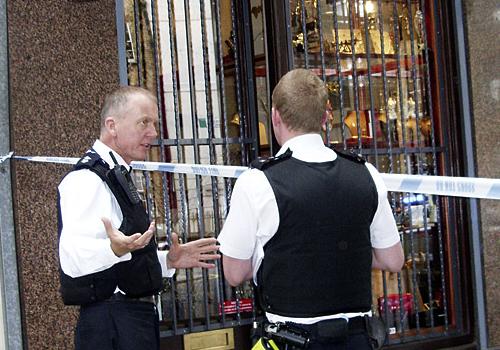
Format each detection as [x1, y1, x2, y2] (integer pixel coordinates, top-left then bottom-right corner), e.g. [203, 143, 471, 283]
[58, 86, 220, 350]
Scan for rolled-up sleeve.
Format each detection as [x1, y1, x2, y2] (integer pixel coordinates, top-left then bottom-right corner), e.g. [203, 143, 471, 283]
[365, 163, 401, 249]
[58, 170, 131, 278]
[218, 171, 259, 260]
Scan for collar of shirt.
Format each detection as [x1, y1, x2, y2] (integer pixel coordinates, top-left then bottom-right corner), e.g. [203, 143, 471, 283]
[92, 139, 131, 172]
[275, 133, 337, 163]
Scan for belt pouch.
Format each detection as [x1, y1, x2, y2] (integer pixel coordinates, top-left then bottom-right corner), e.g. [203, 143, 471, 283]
[316, 318, 348, 343]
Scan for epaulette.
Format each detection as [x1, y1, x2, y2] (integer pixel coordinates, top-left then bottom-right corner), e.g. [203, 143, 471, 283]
[250, 148, 293, 171]
[74, 150, 109, 179]
[335, 149, 366, 164]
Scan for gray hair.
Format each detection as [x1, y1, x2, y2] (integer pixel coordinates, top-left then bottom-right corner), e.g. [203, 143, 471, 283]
[100, 86, 157, 127]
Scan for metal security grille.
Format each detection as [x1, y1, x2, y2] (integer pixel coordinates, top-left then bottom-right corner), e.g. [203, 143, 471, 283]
[287, 0, 464, 346]
[120, 0, 261, 339]
[118, 0, 469, 347]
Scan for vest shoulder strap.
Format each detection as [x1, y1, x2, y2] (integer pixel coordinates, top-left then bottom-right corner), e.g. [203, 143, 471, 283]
[74, 150, 110, 181]
[250, 148, 293, 171]
[335, 149, 366, 164]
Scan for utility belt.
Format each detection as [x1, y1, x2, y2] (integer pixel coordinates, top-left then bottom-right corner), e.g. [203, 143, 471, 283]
[106, 292, 156, 305]
[252, 316, 386, 349]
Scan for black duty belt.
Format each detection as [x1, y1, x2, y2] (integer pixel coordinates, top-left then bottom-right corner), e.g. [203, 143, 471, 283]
[107, 292, 155, 304]
[258, 316, 383, 349]
[286, 316, 369, 343]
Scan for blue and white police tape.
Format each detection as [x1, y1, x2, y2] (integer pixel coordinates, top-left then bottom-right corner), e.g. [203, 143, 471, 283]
[382, 173, 499, 200]
[0, 151, 14, 165]
[131, 160, 247, 179]
[3, 153, 500, 200]
[12, 155, 80, 165]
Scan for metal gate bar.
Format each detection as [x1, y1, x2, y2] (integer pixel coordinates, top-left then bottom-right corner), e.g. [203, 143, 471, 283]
[122, 0, 260, 336]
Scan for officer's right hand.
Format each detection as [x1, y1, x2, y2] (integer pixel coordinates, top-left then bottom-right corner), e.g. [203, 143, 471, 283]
[101, 217, 155, 257]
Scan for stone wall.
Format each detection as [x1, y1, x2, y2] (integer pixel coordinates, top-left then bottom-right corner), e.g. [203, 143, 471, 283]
[7, 0, 119, 348]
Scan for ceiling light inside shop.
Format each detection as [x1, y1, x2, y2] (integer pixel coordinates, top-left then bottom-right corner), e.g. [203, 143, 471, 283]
[358, 1, 375, 17]
[365, 1, 375, 14]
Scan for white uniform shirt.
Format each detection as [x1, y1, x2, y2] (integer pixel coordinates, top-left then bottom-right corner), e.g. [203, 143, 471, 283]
[218, 133, 400, 324]
[58, 139, 175, 279]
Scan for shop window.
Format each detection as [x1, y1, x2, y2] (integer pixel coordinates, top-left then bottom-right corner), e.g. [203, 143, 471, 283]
[289, 0, 463, 346]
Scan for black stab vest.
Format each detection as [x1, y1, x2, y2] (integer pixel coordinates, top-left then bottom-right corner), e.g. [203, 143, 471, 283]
[58, 151, 163, 305]
[255, 150, 378, 317]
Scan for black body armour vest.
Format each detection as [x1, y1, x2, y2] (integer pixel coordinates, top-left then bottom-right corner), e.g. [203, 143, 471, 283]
[58, 151, 163, 305]
[254, 149, 378, 318]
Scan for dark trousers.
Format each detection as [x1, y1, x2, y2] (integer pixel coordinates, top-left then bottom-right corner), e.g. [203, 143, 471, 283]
[75, 299, 159, 350]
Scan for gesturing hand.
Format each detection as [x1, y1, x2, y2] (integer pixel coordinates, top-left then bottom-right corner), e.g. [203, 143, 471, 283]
[101, 217, 155, 257]
[167, 232, 220, 269]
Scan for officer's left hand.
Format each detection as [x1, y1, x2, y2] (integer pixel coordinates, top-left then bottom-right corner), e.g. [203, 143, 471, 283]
[167, 232, 220, 269]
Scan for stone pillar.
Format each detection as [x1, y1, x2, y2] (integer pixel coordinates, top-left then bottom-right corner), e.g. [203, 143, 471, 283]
[464, 0, 500, 347]
[0, 0, 22, 348]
